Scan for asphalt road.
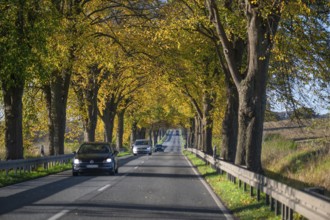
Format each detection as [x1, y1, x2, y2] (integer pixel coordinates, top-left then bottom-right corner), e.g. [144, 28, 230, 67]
[0, 131, 233, 220]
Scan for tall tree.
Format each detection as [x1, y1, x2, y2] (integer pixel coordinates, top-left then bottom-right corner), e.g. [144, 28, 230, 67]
[0, 1, 49, 159]
[42, 0, 83, 155]
[206, 0, 282, 173]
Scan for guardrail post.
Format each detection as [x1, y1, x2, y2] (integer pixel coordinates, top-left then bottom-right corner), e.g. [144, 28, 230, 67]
[213, 145, 216, 159]
[243, 182, 247, 192]
[275, 200, 280, 216]
[282, 204, 286, 220]
[257, 188, 261, 201]
[270, 197, 274, 211]
[288, 208, 293, 220]
[265, 194, 270, 205]
[250, 186, 254, 197]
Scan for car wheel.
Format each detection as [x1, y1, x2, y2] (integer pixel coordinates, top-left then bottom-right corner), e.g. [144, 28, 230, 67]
[72, 172, 78, 176]
[149, 153, 152, 155]
[115, 167, 119, 174]
[134, 154, 137, 156]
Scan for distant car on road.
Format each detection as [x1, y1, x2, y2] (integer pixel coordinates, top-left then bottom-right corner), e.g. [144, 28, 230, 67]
[132, 139, 152, 156]
[154, 144, 164, 152]
[72, 142, 119, 176]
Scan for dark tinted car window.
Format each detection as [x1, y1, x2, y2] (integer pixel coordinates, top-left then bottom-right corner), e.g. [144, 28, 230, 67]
[135, 140, 149, 145]
[78, 144, 111, 154]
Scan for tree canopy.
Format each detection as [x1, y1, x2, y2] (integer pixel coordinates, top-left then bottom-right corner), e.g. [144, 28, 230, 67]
[0, 0, 329, 174]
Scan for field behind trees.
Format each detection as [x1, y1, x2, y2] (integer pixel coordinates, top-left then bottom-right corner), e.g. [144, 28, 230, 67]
[262, 117, 330, 196]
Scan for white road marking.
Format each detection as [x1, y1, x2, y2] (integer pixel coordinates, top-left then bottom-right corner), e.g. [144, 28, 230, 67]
[184, 156, 234, 220]
[98, 184, 111, 192]
[47, 209, 70, 220]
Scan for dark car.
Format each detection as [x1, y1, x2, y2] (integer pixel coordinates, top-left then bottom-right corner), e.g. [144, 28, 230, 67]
[72, 142, 119, 176]
[154, 144, 164, 152]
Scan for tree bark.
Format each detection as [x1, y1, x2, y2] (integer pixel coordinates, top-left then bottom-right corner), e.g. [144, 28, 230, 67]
[116, 109, 125, 151]
[73, 65, 100, 142]
[202, 92, 214, 155]
[234, 6, 280, 173]
[2, 81, 24, 160]
[221, 74, 239, 162]
[101, 105, 116, 143]
[44, 71, 71, 155]
[187, 118, 195, 148]
[136, 127, 146, 139]
[130, 121, 138, 146]
[152, 129, 159, 146]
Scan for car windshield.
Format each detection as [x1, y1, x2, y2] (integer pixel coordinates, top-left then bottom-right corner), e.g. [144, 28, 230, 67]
[135, 140, 149, 145]
[78, 144, 111, 154]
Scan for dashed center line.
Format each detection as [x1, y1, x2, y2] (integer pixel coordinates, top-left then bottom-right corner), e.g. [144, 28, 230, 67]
[47, 209, 70, 220]
[98, 184, 111, 192]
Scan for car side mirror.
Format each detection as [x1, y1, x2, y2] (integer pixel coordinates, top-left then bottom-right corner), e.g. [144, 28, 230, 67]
[114, 150, 119, 156]
[73, 151, 76, 155]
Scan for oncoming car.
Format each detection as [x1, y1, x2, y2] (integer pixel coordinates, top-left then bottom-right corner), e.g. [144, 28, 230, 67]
[132, 139, 152, 156]
[154, 144, 164, 152]
[72, 142, 118, 176]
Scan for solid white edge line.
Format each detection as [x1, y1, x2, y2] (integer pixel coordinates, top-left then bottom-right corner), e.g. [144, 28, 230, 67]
[47, 209, 70, 220]
[98, 184, 111, 192]
[184, 155, 235, 220]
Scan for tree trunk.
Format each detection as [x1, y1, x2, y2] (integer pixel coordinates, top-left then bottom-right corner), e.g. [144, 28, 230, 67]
[2, 81, 24, 160]
[102, 108, 116, 143]
[202, 92, 214, 155]
[44, 71, 71, 155]
[116, 109, 125, 151]
[188, 118, 195, 148]
[221, 76, 238, 162]
[234, 7, 280, 173]
[130, 121, 138, 146]
[73, 65, 100, 142]
[153, 129, 159, 146]
[100, 97, 117, 143]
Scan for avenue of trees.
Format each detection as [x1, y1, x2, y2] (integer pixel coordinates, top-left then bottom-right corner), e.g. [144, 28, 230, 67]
[0, 0, 329, 173]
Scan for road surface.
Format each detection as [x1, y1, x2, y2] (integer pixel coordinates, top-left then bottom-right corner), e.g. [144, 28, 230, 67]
[0, 130, 233, 220]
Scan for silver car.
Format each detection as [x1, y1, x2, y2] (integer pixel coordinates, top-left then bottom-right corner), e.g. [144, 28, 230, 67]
[132, 139, 152, 156]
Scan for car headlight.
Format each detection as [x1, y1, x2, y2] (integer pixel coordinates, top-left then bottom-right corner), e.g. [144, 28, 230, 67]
[104, 158, 112, 163]
[73, 158, 81, 164]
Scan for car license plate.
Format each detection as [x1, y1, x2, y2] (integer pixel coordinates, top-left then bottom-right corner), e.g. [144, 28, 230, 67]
[86, 164, 98, 168]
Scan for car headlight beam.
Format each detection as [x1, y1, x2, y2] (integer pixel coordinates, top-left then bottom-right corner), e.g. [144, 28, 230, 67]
[104, 158, 112, 163]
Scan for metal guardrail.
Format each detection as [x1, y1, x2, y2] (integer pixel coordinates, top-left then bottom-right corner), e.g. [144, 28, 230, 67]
[0, 154, 74, 175]
[187, 148, 330, 220]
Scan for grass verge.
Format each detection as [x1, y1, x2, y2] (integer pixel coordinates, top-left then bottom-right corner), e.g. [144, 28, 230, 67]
[0, 153, 132, 188]
[183, 150, 281, 220]
[0, 163, 72, 188]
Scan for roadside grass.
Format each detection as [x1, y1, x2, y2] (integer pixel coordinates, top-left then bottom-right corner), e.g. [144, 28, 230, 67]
[118, 151, 131, 157]
[262, 134, 330, 195]
[183, 151, 281, 220]
[0, 163, 71, 188]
